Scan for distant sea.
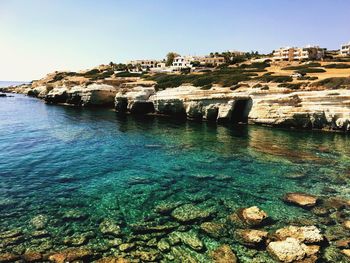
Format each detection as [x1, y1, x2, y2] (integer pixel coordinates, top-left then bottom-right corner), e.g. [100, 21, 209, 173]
[0, 80, 29, 88]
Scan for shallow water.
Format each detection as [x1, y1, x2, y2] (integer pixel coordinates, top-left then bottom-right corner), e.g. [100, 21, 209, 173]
[0, 95, 350, 262]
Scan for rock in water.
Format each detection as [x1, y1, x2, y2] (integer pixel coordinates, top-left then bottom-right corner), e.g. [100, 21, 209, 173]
[171, 230, 204, 251]
[283, 192, 318, 208]
[210, 244, 237, 263]
[30, 214, 48, 230]
[235, 229, 268, 247]
[99, 219, 122, 236]
[237, 206, 268, 226]
[171, 204, 213, 222]
[274, 225, 323, 243]
[267, 238, 307, 262]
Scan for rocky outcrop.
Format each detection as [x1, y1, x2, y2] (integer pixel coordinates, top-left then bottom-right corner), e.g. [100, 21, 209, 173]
[115, 86, 155, 114]
[114, 84, 350, 132]
[45, 84, 117, 107]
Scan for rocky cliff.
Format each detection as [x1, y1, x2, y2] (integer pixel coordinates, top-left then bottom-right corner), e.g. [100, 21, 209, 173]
[115, 85, 350, 132]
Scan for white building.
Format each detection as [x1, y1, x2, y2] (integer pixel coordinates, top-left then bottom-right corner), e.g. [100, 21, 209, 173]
[171, 56, 194, 71]
[340, 42, 350, 56]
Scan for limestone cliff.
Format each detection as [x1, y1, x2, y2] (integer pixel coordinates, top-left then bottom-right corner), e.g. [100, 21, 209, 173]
[115, 85, 350, 132]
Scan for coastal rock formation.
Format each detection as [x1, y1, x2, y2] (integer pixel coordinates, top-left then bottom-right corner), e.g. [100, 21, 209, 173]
[45, 84, 117, 107]
[115, 86, 155, 114]
[110, 84, 350, 132]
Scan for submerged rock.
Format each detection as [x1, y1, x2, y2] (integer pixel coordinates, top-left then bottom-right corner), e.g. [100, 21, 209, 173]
[94, 257, 129, 263]
[134, 250, 162, 262]
[171, 204, 213, 223]
[200, 222, 226, 238]
[235, 229, 268, 247]
[131, 222, 178, 234]
[119, 243, 135, 252]
[22, 251, 42, 262]
[30, 214, 48, 230]
[237, 206, 268, 226]
[0, 253, 20, 262]
[62, 209, 87, 220]
[154, 201, 183, 215]
[273, 225, 323, 244]
[210, 244, 237, 263]
[267, 237, 315, 263]
[48, 248, 94, 263]
[171, 230, 204, 251]
[157, 239, 170, 252]
[283, 192, 318, 208]
[99, 219, 122, 237]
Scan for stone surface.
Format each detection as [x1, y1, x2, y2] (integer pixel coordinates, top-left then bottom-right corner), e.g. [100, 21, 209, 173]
[48, 248, 94, 263]
[210, 244, 237, 263]
[235, 229, 268, 247]
[99, 219, 122, 236]
[274, 225, 323, 243]
[94, 257, 129, 263]
[171, 204, 213, 223]
[283, 192, 318, 208]
[30, 214, 48, 230]
[171, 230, 204, 251]
[267, 238, 307, 263]
[237, 206, 268, 226]
[200, 222, 226, 238]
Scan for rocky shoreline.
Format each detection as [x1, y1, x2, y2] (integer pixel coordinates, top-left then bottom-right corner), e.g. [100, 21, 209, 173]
[2, 191, 350, 262]
[2, 80, 350, 132]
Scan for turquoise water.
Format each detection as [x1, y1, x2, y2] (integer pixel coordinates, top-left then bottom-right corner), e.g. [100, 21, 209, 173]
[1, 94, 350, 262]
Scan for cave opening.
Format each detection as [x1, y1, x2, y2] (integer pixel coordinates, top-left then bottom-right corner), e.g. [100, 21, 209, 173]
[231, 99, 252, 123]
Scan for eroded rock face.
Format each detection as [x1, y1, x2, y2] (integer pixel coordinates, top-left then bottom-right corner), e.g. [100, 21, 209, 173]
[283, 192, 318, 208]
[115, 86, 155, 114]
[45, 84, 117, 107]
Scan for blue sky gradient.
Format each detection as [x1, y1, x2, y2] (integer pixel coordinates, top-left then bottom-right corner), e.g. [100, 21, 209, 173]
[1, 0, 349, 80]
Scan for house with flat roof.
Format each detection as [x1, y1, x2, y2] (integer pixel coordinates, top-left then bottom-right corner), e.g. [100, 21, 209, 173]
[171, 56, 194, 71]
[273, 46, 325, 61]
[199, 56, 225, 66]
[340, 42, 350, 56]
[128, 59, 160, 71]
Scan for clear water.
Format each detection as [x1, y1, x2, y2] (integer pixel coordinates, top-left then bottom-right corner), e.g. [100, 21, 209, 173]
[1, 95, 350, 261]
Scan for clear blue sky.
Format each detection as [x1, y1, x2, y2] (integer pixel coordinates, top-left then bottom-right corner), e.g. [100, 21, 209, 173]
[1, 0, 349, 81]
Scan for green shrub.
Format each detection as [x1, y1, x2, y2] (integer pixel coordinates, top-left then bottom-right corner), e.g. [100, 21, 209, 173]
[310, 77, 350, 89]
[324, 63, 350, 69]
[281, 63, 321, 70]
[115, 72, 142, 77]
[255, 74, 293, 83]
[278, 83, 305, 90]
[296, 68, 326, 74]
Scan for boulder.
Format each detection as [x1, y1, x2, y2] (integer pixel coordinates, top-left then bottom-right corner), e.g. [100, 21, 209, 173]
[235, 229, 268, 247]
[283, 192, 318, 208]
[267, 238, 307, 263]
[237, 206, 268, 226]
[273, 226, 323, 244]
[210, 244, 237, 263]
